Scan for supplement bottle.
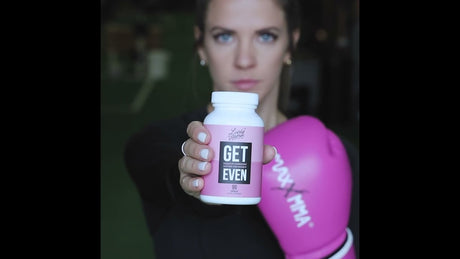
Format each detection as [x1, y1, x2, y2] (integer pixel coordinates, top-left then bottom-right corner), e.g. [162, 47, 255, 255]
[201, 91, 264, 205]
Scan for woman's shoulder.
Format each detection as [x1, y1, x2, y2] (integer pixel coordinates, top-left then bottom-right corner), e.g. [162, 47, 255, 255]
[127, 106, 207, 145]
[147, 106, 207, 133]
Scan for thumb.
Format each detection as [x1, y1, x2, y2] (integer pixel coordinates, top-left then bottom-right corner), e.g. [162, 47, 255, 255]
[263, 145, 277, 164]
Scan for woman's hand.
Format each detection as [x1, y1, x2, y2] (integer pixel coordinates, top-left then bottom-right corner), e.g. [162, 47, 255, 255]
[178, 121, 214, 200]
[178, 121, 277, 200]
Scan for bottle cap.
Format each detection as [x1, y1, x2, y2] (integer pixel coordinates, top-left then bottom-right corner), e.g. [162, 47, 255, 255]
[211, 91, 259, 106]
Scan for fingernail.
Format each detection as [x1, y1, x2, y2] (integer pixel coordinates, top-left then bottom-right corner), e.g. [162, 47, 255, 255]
[200, 149, 209, 160]
[193, 179, 200, 188]
[198, 132, 207, 143]
[198, 161, 207, 171]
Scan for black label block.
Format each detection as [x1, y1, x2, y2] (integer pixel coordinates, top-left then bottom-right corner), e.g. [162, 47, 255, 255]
[218, 141, 252, 184]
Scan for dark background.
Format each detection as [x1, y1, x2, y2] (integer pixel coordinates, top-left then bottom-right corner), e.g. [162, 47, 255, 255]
[100, 0, 359, 258]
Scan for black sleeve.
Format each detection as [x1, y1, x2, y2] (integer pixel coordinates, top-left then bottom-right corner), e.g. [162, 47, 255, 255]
[123, 108, 207, 235]
[123, 118, 188, 231]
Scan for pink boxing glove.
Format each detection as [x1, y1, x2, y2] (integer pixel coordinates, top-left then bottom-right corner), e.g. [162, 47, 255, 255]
[259, 116, 356, 259]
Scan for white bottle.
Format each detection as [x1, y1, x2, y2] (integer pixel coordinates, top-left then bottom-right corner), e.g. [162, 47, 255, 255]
[201, 91, 264, 205]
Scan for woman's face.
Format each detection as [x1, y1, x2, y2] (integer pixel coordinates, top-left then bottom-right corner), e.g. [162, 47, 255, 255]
[196, 0, 298, 102]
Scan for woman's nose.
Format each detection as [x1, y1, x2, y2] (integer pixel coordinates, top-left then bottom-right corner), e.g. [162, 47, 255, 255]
[234, 39, 256, 69]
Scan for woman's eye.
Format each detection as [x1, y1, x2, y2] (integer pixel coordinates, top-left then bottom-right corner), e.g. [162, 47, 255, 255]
[214, 33, 233, 43]
[259, 33, 277, 43]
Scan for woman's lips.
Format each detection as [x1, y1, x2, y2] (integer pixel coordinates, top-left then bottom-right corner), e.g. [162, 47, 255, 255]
[231, 79, 260, 90]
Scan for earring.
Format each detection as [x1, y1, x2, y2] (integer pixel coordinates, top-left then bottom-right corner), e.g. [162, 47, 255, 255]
[285, 58, 292, 66]
[200, 59, 206, 66]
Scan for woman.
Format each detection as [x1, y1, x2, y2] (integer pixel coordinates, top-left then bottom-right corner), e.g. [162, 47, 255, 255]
[124, 0, 358, 258]
[180, 0, 300, 199]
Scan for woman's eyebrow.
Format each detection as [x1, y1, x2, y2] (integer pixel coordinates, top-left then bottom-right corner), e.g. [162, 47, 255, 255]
[210, 26, 281, 34]
[256, 27, 281, 33]
[210, 26, 235, 33]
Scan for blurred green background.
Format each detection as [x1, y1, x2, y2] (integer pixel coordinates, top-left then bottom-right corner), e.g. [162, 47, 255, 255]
[100, 10, 211, 258]
[101, 1, 359, 258]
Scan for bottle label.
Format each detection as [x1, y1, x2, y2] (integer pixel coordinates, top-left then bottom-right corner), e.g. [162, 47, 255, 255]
[219, 141, 252, 184]
[202, 124, 263, 198]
